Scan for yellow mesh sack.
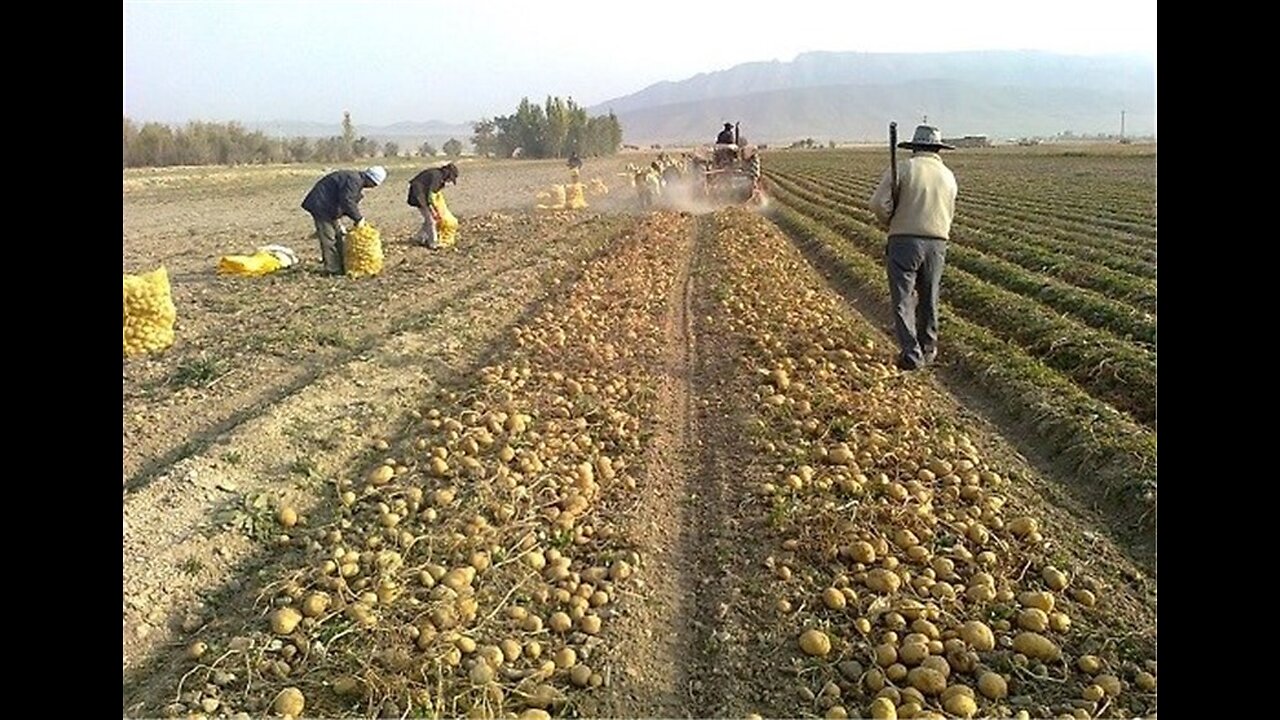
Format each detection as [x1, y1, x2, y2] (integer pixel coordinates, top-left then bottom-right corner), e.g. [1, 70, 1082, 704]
[431, 193, 458, 248]
[123, 266, 177, 357]
[217, 251, 282, 277]
[565, 182, 588, 209]
[344, 222, 384, 277]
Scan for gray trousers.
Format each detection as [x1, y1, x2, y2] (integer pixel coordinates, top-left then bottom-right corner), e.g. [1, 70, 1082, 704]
[312, 216, 345, 275]
[412, 205, 440, 249]
[886, 235, 947, 367]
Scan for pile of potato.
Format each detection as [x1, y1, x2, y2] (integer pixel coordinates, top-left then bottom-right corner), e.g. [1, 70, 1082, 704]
[344, 222, 384, 277]
[123, 266, 176, 357]
[535, 184, 567, 211]
[156, 214, 691, 719]
[707, 208, 1156, 720]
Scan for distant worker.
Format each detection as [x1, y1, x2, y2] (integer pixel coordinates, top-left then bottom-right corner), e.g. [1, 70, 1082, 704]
[567, 152, 583, 170]
[300, 165, 386, 275]
[742, 144, 763, 202]
[716, 122, 735, 145]
[406, 162, 460, 249]
[869, 124, 958, 371]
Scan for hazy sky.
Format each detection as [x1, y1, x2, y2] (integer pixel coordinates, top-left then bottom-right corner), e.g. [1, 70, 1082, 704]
[123, 0, 1157, 127]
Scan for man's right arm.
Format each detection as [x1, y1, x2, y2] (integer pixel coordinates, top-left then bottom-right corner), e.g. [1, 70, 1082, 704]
[869, 168, 895, 226]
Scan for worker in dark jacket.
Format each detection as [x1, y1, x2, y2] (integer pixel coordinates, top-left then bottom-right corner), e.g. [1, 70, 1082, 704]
[716, 122, 735, 145]
[406, 162, 459, 249]
[301, 166, 386, 274]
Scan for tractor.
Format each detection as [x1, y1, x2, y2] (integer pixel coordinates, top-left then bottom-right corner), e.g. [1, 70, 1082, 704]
[694, 122, 765, 206]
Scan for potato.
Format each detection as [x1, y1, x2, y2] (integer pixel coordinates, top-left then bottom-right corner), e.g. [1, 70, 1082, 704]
[965, 584, 997, 603]
[864, 668, 886, 692]
[843, 540, 876, 565]
[1096, 674, 1123, 697]
[874, 643, 898, 667]
[943, 692, 977, 719]
[800, 629, 832, 657]
[332, 675, 361, 696]
[1017, 608, 1049, 632]
[610, 560, 634, 581]
[1007, 516, 1039, 537]
[270, 607, 303, 635]
[866, 569, 902, 594]
[1135, 670, 1156, 691]
[959, 621, 995, 652]
[1018, 591, 1055, 613]
[869, 697, 897, 720]
[366, 465, 394, 486]
[907, 667, 947, 695]
[1042, 566, 1069, 590]
[301, 592, 330, 618]
[278, 506, 298, 528]
[1071, 588, 1097, 607]
[1077, 655, 1102, 674]
[899, 642, 930, 666]
[911, 619, 940, 640]
[1048, 612, 1071, 632]
[273, 687, 304, 718]
[898, 702, 925, 718]
[921, 656, 951, 678]
[553, 647, 577, 669]
[1011, 632, 1061, 662]
[470, 662, 495, 684]
[977, 671, 1007, 700]
[1082, 685, 1104, 702]
[569, 664, 592, 687]
[823, 587, 847, 610]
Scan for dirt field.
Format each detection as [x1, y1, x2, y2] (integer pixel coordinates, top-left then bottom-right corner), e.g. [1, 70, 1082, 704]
[124, 153, 1155, 719]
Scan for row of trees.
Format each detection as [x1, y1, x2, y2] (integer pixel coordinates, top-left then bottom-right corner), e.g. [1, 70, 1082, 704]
[123, 112, 466, 168]
[471, 97, 622, 159]
[123, 99, 624, 168]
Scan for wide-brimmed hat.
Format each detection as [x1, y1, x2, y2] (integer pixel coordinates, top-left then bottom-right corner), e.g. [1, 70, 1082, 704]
[898, 125, 955, 150]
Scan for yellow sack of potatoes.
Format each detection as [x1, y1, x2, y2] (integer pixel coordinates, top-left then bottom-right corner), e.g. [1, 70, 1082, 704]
[217, 244, 299, 277]
[536, 184, 567, 211]
[123, 266, 177, 357]
[218, 251, 282, 277]
[344, 221, 384, 278]
[565, 182, 588, 209]
[431, 192, 458, 248]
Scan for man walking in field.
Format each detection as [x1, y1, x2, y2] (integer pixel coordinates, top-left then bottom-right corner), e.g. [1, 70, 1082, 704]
[406, 162, 459, 249]
[869, 125, 958, 371]
[301, 165, 386, 275]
